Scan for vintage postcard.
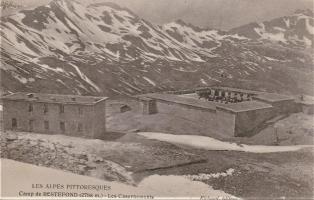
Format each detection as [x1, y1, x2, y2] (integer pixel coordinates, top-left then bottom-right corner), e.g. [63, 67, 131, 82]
[0, 0, 314, 199]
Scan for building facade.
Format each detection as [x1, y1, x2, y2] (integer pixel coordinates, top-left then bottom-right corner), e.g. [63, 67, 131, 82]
[1, 93, 108, 139]
[137, 87, 299, 137]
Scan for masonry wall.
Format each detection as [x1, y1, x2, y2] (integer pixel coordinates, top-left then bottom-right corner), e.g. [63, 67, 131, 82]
[4, 100, 30, 132]
[234, 107, 275, 137]
[253, 98, 297, 115]
[141, 99, 276, 137]
[3, 100, 100, 138]
[138, 93, 300, 137]
[215, 109, 236, 137]
[271, 100, 298, 114]
[155, 100, 217, 136]
[93, 100, 107, 139]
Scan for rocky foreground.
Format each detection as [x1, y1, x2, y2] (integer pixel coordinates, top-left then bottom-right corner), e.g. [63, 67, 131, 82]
[0, 130, 204, 185]
[1, 129, 314, 198]
[0, 131, 134, 184]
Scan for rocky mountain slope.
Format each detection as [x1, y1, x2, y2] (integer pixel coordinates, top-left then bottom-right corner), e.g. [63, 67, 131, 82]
[230, 9, 314, 48]
[1, 0, 313, 96]
[0, 0, 25, 16]
[0, 0, 23, 10]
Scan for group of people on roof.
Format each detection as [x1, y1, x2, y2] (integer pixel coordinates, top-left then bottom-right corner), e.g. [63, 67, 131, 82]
[197, 91, 252, 104]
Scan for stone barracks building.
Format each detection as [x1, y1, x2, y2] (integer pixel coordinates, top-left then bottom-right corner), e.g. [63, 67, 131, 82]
[1, 93, 108, 139]
[137, 87, 300, 137]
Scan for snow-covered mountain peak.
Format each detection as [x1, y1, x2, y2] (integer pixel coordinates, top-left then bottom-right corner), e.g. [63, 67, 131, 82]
[167, 19, 215, 33]
[230, 9, 314, 47]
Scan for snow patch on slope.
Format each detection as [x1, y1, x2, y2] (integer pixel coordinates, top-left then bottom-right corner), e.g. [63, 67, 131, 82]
[185, 168, 235, 181]
[69, 63, 101, 93]
[143, 76, 156, 86]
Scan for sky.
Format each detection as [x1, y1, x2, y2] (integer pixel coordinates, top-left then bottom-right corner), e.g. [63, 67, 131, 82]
[6, 0, 314, 30]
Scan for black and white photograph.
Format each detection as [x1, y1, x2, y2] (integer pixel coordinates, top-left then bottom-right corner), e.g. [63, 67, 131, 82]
[0, 0, 314, 199]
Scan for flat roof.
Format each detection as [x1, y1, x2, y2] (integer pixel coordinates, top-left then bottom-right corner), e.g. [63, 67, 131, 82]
[138, 93, 218, 111]
[253, 93, 294, 102]
[139, 93, 276, 113]
[1, 92, 108, 105]
[217, 100, 273, 113]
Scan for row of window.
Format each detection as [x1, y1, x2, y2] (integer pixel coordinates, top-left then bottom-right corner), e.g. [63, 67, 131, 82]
[28, 104, 83, 115]
[11, 118, 83, 132]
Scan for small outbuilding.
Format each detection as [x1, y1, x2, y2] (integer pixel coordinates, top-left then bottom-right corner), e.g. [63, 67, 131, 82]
[138, 97, 157, 115]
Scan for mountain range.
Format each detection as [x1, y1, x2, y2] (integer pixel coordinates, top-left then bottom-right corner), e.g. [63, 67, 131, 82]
[1, 0, 313, 96]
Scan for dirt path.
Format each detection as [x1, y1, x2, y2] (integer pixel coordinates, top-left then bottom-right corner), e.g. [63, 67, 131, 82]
[138, 132, 314, 153]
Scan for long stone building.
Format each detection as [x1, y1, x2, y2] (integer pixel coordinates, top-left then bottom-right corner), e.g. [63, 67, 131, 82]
[1, 93, 108, 139]
[137, 87, 300, 137]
